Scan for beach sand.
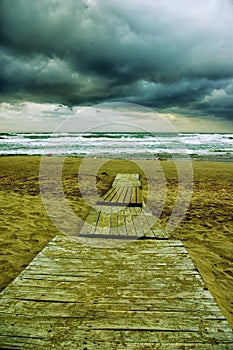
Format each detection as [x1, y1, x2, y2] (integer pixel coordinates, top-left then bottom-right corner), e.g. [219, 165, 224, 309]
[0, 156, 232, 328]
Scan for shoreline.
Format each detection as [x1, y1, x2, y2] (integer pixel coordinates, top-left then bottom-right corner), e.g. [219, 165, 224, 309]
[0, 153, 232, 162]
[0, 156, 232, 328]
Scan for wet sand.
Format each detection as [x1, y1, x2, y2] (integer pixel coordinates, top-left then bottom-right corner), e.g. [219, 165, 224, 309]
[0, 156, 232, 327]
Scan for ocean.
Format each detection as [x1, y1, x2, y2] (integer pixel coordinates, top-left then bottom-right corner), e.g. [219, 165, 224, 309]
[0, 132, 232, 161]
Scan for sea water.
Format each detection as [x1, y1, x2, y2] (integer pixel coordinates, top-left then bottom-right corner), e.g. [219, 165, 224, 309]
[0, 132, 232, 161]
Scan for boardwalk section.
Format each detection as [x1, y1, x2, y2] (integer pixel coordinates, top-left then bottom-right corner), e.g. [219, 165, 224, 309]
[79, 206, 168, 240]
[80, 173, 168, 240]
[97, 173, 142, 207]
[0, 235, 232, 349]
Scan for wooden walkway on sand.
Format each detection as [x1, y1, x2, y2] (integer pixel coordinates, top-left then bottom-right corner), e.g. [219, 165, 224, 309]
[80, 173, 168, 240]
[0, 235, 232, 349]
[97, 174, 143, 207]
[0, 174, 232, 348]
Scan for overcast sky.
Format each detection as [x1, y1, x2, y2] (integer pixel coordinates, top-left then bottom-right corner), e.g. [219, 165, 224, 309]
[1, 0, 233, 132]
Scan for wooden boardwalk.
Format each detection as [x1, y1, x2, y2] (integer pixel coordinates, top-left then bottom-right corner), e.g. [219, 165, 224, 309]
[0, 174, 232, 348]
[81, 173, 168, 240]
[0, 235, 232, 349]
[97, 174, 142, 207]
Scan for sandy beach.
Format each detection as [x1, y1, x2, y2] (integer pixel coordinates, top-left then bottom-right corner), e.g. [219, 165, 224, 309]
[0, 156, 232, 328]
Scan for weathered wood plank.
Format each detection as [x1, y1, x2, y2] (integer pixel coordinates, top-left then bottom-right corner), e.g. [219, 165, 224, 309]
[95, 211, 111, 236]
[124, 212, 138, 236]
[101, 187, 116, 201]
[98, 188, 135, 207]
[116, 186, 128, 203]
[98, 174, 143, 208]
[117, 210, 127, 236]
[26, 254, 198, 267]
[124, 186, 132, 204]
[0, 301, 225, 320]
[0, 291, 222, 304]
[109, 207, 119, 236]
[34, 254, 194, 267]
[136, 186, 142, 205]
[41, 244, 190, 256]
[12, 270, 203, 281]
[0, 335, 232, 350]
[109, 186, 123, 203]
[67, 330, 233, 347]
[131, 186, 137, 205]
[0, 298, 222, 314]
[53, 235, 182, 246]
[0, 314, 230, 332]
[5, 277, 207, 292]
[0, 284, 215, 301]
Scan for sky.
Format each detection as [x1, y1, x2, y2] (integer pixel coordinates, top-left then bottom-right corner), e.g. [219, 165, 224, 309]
[0, 0, 233, 132]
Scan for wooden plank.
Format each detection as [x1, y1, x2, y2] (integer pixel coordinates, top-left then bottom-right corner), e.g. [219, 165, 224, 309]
[0, 298, 222, 315]
[3, 284, 210, 299]
[125, 208, 144, 237]
[0, 313, 230, 332]
[25, 256, 197, 268]
[131, 186, 137, 205]
[124, 211, 138, 237]
[44, 240, 188, 254]
[0, 297, 225, 319]
[22, 264, 200, 278]
[0, 290, 220, 304]
[98, 183, 142, 206]
[14, 270, 203, 282]
[101, 187, 116, 201]
[107, 186, 122, 203]
[33, 249, 196, 261]
[0, 335, 232, 350]
[3, 283, 212, 299]
[109, 207, 119, 236]
[136, 186, 142, 205]
[117, 210, 127, 236]
[131, 210, 154, 238]
[116, 186, 128, 204]
[95, 211, 111, 236]
[48, 240, 185, 251]
[97, 188, 118, 205]
[0, 296, 221, 311]
[24, 269, 199, 283]
[124, 186, 132, 205]
[20, 266, 202, 277]
[7, 304, 222, 322]
[22, 253, 198, 266]
[52, 235, 183, 246]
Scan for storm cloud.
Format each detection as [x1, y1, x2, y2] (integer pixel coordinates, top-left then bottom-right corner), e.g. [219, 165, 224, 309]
[1, 0, 233, 121]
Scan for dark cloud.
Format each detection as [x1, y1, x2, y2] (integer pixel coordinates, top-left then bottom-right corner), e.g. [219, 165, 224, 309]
[0, 0, 233, 120]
